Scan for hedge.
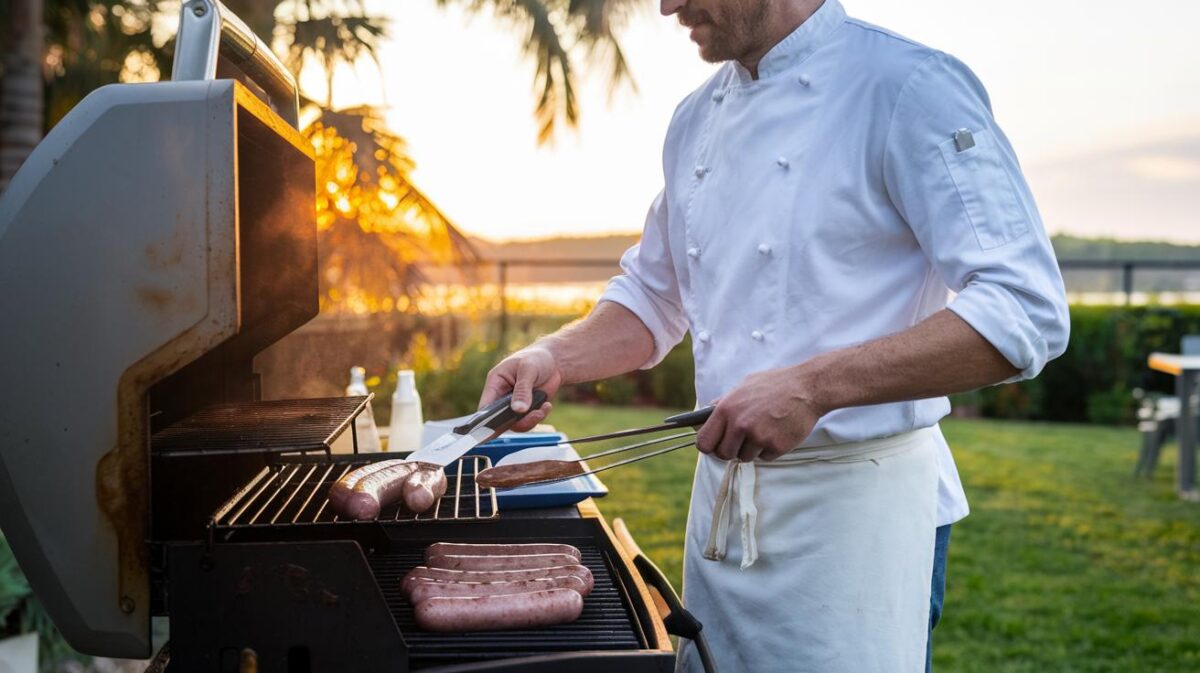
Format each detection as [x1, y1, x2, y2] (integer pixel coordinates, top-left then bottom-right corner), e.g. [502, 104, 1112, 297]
[958, 305, 1200, 424]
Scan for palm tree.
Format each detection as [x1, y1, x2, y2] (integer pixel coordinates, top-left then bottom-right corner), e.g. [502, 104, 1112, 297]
[0, 0, 45, 191]
[222, 0, 641, 142]
[307, 105, 484, 314]
[236, 0, 643, 312]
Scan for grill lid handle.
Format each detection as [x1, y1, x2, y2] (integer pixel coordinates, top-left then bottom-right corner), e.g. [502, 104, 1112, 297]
[172, 0, 301, 128]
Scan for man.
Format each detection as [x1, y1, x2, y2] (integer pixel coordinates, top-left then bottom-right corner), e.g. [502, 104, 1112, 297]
[479, 0, 1069, 670]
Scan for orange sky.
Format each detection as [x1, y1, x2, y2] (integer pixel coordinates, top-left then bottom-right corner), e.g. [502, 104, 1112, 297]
[301, 0, 1200, 244]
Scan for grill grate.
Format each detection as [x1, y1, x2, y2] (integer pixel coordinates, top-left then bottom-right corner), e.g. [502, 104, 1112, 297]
[367, 543, 645, 667]
[208, 455, 499, 537]
[152, 396, 371, 457]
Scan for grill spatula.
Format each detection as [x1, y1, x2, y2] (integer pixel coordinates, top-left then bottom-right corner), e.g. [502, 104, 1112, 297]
[405, 390, 548, 466]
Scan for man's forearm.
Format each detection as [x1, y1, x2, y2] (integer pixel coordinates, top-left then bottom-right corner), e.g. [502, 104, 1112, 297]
[536, 301, 656, 385]
[800, 309, 1020, 414]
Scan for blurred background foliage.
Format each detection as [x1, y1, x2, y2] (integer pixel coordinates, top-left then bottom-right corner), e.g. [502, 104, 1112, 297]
[954, 304, 1200, 425]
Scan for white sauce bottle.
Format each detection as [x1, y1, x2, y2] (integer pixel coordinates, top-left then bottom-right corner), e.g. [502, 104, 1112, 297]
[388, 369, 423, 453]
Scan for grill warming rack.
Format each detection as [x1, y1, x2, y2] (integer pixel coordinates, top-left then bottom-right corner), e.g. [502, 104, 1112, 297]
[207, 455, 499, 544]
[152, 395, 374, 458]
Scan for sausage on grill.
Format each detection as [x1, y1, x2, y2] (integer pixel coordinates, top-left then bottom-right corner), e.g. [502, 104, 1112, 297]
[414, 588, 584, 632]
[327, 460, 402, 514]
[424, 542, 581, 563]
[336, 461, 419, 520]
[427, 553, 578, 572]
[402, 565, 594, 598]
[402, 463, 448, 513]
[408, 574, 586, 605]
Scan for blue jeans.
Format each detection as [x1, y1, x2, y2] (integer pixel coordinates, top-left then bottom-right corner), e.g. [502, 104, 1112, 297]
[927, 524, 952, 673]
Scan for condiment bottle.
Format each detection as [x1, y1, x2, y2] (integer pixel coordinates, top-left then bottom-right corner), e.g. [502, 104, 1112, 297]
[345, 366, 382, 453]
[388, 369, 423, 453]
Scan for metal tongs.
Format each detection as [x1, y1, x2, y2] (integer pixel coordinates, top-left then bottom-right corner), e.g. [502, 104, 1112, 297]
[473, 406, 713, 490]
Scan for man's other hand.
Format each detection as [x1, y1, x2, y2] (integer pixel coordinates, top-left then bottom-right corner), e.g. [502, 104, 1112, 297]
[695, 365, 825, 462]
[479, 346, 562, 432]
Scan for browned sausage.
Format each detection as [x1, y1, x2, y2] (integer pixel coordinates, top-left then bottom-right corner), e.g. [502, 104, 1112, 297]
[427, 553, 578, 572]
[336, 461, 419, 520]
[408, 575, 586, 605]
[402, 565, 594, 597]
[424, 542, 581, 563]
[327, 460, 403, 513]
[473, 460, 584, 489]
[402, 463, 448, 513]
[413, 588, 583, 632]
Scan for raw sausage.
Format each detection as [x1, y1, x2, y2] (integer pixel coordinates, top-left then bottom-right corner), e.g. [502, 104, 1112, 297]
[427, 553, 578, 572]
[414, 589, 583, 632]
[402, 565, 594, 597]
[424, 542, 581, 563]
[408, 575, 586, 605]
[337, 461, 419, 520]
[327, 460, 402, 513]
[402, 463, 448, 513]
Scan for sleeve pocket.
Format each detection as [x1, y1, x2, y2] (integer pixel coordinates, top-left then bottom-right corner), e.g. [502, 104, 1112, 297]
[939, 129, 1030, 250]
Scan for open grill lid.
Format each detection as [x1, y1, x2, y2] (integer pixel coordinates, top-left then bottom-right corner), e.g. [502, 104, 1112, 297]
[0, 1, 313, 657]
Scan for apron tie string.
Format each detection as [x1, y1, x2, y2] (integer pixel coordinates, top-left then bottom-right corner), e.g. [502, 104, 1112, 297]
[703, 459, 758, 568]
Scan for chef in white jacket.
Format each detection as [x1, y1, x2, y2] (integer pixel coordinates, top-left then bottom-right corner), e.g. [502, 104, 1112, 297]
[480, 1, 1070, 671]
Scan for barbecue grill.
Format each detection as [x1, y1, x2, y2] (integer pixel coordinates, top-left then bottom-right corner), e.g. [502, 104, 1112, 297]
[0, 2, 706, 671]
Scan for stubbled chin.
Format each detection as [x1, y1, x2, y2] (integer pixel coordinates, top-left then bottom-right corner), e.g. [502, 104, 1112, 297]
[690, 25, 727, 63]
[696, 40, 727, 64]
[697, 44, 722, 63]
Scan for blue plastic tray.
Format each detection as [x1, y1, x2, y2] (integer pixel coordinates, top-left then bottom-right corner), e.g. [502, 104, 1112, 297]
[465, 432, 609, 509]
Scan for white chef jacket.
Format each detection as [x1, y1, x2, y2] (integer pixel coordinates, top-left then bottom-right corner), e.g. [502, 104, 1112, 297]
[599, 0, 1069, 527]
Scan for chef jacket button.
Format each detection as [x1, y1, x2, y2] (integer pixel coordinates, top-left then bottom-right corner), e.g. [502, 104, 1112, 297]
[797, 73, 811, 87]
[776, 156, 789, 169]
[694, 165, 707, 178]
[757, 243, 772, 256]
[698, 330, 711, 343]
[712, 90, 725, 102]
[751, 330, 764, 341]
[687, 247, 700, 259]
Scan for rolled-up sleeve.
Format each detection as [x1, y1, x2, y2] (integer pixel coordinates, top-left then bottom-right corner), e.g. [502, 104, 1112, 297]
[883, 52, 1070, 380]
[598, 189, 690, 369]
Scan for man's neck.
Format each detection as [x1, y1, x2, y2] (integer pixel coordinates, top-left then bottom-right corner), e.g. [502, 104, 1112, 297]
[737, 0, 825, 80]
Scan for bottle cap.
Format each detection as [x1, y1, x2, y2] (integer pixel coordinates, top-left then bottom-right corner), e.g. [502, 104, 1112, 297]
[346, 366, 369, 396]
[394, 369, 418, 402]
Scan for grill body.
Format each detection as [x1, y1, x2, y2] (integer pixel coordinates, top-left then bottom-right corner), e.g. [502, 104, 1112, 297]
[166, 517, 674, 672]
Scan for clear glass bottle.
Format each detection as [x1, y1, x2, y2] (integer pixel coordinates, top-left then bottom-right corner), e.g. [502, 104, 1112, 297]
[346, 366, 382, 453]
[388, 369, 423, 453]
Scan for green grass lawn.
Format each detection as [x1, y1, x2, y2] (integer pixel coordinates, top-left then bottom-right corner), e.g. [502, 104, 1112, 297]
[547, 404, 1200, 672]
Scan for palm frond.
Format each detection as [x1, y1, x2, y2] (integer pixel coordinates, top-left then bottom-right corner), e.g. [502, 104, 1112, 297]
[39, 1, 162, 126]
[439, 0, 639, 143]
[566, 0, 640, 96]
[308, 108, 479, 314]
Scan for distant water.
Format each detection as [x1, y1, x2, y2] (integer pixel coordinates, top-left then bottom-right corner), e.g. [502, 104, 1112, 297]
[1067, 291, 1200, 305]
[413, 282, 1200, 316]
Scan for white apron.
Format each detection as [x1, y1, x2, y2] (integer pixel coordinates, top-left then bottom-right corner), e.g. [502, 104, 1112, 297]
[675, 427, 940, 673]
